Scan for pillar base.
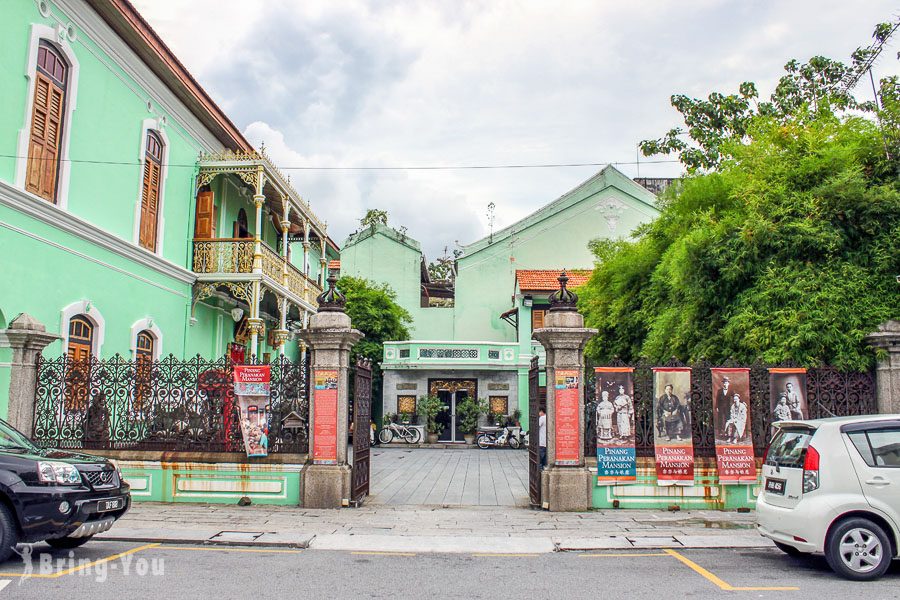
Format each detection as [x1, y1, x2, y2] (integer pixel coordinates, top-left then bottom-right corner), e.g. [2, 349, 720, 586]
[543, 466, 592, 512]
[301, 464, 351, 509]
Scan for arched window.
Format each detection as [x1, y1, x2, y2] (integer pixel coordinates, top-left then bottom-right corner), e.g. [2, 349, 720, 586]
[234, 208, 250, 238]
[66, 314, 93, 411]
[25, 41, 68, 203]
[139, 130, 164, 251]
[134, 330, 155, 411]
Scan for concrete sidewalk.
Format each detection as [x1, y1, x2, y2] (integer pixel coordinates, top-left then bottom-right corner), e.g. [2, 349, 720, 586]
[96, 503, 770, 554]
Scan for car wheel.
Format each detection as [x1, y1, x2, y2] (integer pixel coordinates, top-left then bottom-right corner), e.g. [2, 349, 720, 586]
[0, 503, 19, 563]
[825, 517, 893, 581]
[773, 541, 807, 557]
[46, 535, 93, 550]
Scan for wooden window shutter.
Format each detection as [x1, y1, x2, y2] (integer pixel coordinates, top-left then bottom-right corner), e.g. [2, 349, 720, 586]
[139, 132, 163, 252]
[532, 308, 545, 330]
[194, 190, 215, 238]
[25, 73, 64, 202]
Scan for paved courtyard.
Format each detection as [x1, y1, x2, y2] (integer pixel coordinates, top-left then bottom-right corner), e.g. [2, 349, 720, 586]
[368, 447, 529, 507]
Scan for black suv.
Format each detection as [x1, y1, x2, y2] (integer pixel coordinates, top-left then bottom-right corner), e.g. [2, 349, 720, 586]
[0, 418, 130, 561]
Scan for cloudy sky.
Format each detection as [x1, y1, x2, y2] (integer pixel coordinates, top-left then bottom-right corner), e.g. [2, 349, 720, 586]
[133, 1, 898, 259]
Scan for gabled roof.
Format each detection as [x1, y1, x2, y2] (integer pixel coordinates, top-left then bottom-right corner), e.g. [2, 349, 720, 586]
[463, 165, 658, 256]
[516, 269, 592, 292]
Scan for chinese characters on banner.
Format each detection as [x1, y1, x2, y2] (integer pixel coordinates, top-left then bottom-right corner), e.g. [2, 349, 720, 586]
[652, 368, 694, 486]
[769, 368, 809, 424]
[233, 365, 271, 457]
[312, 369, 339, 464]
[554, 369, 580, 466]
[711, 368, 756, 484]
[594, 367, 637, 484]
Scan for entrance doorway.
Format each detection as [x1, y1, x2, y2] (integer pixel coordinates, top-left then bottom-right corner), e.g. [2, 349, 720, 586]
[428, 379, 476, 443]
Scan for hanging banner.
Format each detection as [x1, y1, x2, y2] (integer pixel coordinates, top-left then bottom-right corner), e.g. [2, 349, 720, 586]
[554, 369, 580, 466]
[312, 369, 339, 464]
[769, 368, 809, 424]
[233, 365, 271, 457]
[652, 368, 694, 486]
[711, 368, 755, 484]
[594, 367, 636, 484]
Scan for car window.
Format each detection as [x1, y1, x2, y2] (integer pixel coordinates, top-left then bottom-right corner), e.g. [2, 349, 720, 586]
[867, 429, 900, 468]
[766, 428, 813, 468]
[847, 432, 876, 467]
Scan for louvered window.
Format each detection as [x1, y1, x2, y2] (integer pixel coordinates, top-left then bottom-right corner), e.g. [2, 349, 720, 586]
[25, 41, 67, 203]
[139, 131, 164, 251]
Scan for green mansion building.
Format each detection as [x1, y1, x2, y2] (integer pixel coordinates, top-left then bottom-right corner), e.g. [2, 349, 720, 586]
[0, 0, 338, 419]
[339, 167, 663, 440]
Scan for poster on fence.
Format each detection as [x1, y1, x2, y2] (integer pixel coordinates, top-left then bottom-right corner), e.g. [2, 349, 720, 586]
[233, 365, 271, 457]
[769, 368, 808, 425]
[594, 367, 637, 485]
[711, 368, 756, 484]
[312, 369, 339, 465]
[554, 369, 580, 466]
[652, 368, 694, 486]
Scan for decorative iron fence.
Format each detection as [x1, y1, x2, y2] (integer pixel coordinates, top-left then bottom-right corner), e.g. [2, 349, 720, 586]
[583, 360, 877, 458]
[32, 354, 309, 454]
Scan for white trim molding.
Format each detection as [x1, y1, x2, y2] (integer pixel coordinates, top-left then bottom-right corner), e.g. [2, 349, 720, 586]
[0, 181, 196, 286]
[61, 300, 106, 356]
[15, 23, 81, 210]
[131, 119, 169, 255]
[130, 318, 163, 359]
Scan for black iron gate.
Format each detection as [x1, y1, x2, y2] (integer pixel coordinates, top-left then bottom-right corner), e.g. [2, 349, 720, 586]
[528, 356, 543, 508]
[351, 357, 372, 505]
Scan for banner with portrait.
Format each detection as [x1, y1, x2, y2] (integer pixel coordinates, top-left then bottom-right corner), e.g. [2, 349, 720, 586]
[652, 368, 694, 486]
[769, 368, 809, 425]
[594, 367, 637, 484]
[711, 368, 756, 484]
[233, 365, 271, 457]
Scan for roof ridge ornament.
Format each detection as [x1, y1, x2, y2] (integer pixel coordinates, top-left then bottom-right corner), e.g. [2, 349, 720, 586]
[316, 272, 346, 312]
[548, 270, 578, 312]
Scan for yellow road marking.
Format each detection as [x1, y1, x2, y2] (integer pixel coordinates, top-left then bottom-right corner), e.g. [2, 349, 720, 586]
[664, 549, 799, 591]
[471, 553, 539, 558]
[0, 543, 160, 579]
[165, 546, 303, 554]
[578, 552, 668, 557]
[351, 551, 416, 556]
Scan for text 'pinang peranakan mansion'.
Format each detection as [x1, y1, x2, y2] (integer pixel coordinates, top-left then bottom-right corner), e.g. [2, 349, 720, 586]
[337, 168, 667, 441]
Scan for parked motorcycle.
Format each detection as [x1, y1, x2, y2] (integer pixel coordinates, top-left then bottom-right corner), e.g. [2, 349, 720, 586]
[475, 425, 521, 449]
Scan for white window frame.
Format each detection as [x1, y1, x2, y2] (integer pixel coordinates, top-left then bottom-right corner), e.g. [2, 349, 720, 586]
[130, 318, 163, 359]
[132, 119, 169, 255]
[60, 300, 105, 356]
[15, 23, 80, 210]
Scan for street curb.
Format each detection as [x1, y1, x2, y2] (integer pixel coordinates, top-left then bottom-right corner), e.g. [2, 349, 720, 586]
[98, 535, 313, 549]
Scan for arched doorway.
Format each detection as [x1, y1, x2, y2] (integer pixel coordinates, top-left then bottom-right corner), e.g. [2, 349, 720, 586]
[65, 314, 93, 410]
[134, 330, 155, 411]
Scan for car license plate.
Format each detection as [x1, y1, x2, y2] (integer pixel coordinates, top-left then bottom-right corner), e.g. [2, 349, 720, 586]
[765, 478, 786, 495]
[96, 497, 124, 512]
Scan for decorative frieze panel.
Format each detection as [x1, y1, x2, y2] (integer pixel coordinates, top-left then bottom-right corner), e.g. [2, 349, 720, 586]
[419, 348, 478, 359]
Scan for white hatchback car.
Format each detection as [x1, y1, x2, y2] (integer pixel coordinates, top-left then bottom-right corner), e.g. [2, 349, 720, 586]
[756, 415, 900, 581]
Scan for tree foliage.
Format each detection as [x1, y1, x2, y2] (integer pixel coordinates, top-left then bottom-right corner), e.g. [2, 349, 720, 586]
[640, 20, 899, 172]
[360, 209, 388, 227]
[427, 249, 461, 282]
[337, 275, 411, 379]
[580, 115, 900, 370]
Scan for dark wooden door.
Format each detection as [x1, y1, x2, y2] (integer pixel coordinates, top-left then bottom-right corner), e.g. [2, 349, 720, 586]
[351, 358, 372, 505]
[65, 315, 93, 411]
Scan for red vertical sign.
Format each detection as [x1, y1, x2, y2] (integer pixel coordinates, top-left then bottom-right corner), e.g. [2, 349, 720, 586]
[554, 369, 580, 466]
[312, 369, 339, 465]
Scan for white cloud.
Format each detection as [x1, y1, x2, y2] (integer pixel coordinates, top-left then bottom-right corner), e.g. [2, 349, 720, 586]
[133, 0, 900, 258]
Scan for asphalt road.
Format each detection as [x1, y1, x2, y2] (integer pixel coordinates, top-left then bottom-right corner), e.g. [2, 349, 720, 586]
[0, 541, 898, 599]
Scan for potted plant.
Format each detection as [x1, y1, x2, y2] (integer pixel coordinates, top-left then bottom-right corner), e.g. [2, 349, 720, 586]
[417, 395, 446, 444]
[456, 397, 487, 445]
[382, 412, 395, 427]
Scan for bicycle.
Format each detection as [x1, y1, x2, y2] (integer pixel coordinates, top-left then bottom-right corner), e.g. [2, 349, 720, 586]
[377, 422, 422, 444]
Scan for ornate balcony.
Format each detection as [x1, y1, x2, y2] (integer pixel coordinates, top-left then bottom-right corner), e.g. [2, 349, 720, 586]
[191, 239, 322, 313]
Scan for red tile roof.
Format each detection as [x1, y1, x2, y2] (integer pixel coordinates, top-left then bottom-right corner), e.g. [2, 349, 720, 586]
[516, 269, 592, 292]
[328, 260, 341, 269]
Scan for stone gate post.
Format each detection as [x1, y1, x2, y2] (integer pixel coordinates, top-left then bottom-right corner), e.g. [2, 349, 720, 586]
[0, 313, 60, 435]
[297, 275, 363, 508]
[532, 272, 597, 512]
[865, 320, 900, 414]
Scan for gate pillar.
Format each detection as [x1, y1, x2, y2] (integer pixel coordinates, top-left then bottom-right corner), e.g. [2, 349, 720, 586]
[532, 272, 596, 512]
[0, 314, 60, 434]
[297, 275, 363, 508]
[865, 320, 900, 414]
